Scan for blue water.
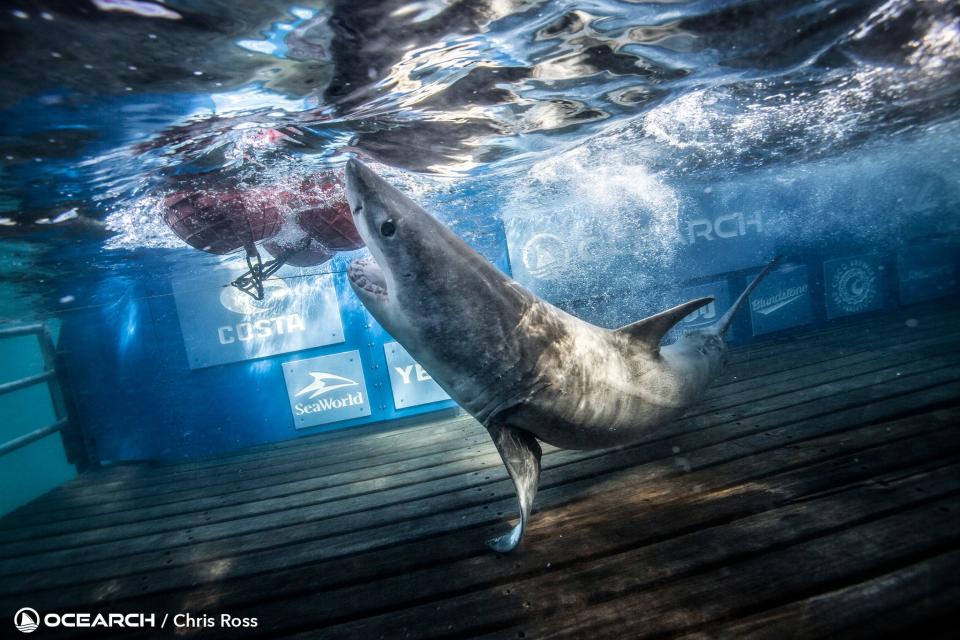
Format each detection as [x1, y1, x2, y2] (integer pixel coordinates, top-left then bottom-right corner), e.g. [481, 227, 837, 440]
[0, 0, 958, 470]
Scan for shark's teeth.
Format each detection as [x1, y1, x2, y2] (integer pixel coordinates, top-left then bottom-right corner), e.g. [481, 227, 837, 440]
[349, 257, 388, 298]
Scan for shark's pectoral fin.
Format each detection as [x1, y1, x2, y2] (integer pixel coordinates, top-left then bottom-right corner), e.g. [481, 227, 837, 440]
[486, 423, 542, 553]
[615, 296, 715, 352]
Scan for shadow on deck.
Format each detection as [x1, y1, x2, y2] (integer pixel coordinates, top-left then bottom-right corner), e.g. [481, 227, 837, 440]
[1, 302, 958, 639]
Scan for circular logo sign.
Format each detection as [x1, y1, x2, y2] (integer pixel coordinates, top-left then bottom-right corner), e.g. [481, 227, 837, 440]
[219, 280, 291, 315]
[14, 608, 39, 634]
[521, 233, 567, 281]
[831, 259, 877, 313]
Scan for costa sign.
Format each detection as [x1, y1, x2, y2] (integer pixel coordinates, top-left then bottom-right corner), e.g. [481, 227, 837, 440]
[171, 258, 344, 369]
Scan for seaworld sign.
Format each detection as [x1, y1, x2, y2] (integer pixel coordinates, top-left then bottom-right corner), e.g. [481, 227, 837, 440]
[282, 351, 371, 428]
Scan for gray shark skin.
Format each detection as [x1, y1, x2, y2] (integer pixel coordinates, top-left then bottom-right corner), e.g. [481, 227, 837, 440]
[344, 158, 779, 553]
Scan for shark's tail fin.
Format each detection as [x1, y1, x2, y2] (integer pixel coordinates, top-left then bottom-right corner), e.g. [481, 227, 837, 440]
[712, 255, 782, 337]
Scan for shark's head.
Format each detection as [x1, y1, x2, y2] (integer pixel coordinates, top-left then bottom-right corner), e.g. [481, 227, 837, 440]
[343, 158, 529, 389]
[344, 158, 474, 336]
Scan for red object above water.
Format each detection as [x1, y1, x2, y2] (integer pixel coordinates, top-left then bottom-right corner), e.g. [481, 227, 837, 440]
[163, 173, 362, 258]
[163, 189, 284, 255]
[297, 178, 365, 252]
[263, 238, 333, 267]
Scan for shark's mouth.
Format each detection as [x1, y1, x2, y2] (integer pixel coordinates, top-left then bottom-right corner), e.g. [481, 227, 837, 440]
[348, 256, 389, 299]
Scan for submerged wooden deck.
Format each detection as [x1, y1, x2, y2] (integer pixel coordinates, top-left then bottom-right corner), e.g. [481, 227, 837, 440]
[1, 303, 958, 638]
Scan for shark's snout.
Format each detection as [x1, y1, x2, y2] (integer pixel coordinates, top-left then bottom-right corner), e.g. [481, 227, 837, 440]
[344, 158, 363, 215]
[344, 157, 382, 218]
[345, 158, 392, 305]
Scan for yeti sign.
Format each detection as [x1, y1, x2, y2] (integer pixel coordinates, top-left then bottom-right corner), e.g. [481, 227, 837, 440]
[283, 351, 371, 428]
[384, 341, 451, 409]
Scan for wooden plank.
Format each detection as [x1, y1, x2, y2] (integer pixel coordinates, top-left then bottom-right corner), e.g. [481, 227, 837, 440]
[97, 454, 960, 639]
[1, 348, 957, 575]
[460, 496, 960, 640]
[5, 324, 957, 536]
[678, 551, 960, 639]
[24, 414, 484, 504]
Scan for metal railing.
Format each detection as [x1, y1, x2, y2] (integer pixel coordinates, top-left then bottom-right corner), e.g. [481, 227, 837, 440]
[0, 323, 90, 469]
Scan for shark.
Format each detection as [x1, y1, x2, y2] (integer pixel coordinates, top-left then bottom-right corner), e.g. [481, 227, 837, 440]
[344, 158, 779, 552]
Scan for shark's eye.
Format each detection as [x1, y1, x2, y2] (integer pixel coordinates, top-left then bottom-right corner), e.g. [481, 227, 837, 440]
[380, 219, 396, 237]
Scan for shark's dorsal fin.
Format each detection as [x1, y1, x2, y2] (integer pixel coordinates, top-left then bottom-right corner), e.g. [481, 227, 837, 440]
[615, 297, 714, 351]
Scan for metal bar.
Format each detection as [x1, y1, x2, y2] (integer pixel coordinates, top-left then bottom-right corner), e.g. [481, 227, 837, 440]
[37, 326, 93, 470]
[0, 324, 44, 339]
[0, 370, 55, 396]
[0, 418, 68, 457]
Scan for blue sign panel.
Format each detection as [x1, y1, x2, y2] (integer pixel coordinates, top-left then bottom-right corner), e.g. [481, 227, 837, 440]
[171, 259, 345, 369]
[749, 264, 813, 336]
[897, 243, 957, 304]
[666, 279, 734, 343]
[383, 341, 451, 409]
[504, 206, 775, 306]
[823, 254, 885, 319]
[283, 350, 371, 429]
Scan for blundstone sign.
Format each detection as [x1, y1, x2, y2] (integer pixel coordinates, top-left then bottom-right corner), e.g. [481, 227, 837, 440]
[748, 264, 813, 335]
[283, 351, 371, 428]
[172, 259, 345, 369]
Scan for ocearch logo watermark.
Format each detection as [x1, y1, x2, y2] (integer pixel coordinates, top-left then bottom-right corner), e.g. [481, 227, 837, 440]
[14, 608, 38, 633]
[14, 608, 157, 632]
[12, 609, 258, 632]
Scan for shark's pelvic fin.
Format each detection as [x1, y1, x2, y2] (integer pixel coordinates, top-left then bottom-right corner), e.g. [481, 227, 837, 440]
[486, 424, 542, 553]
[712, 255, 783, 336]
[615, 297, 715, 352]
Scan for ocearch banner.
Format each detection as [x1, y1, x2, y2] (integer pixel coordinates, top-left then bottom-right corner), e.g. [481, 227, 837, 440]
[504, 205, 776, 305]
[171, 261, 344, 369]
